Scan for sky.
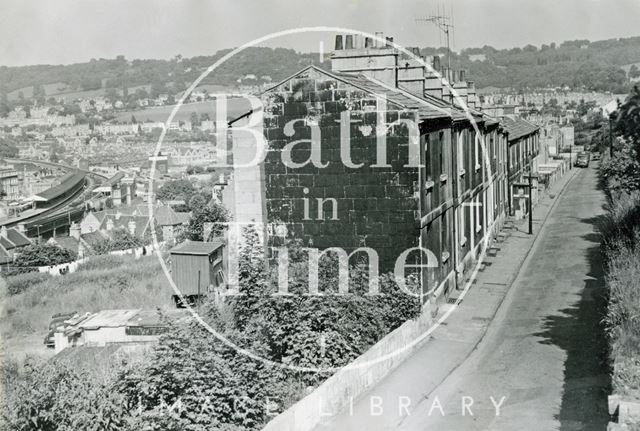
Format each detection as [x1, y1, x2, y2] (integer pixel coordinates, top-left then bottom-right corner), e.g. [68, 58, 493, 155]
[1, 0, 640, 67]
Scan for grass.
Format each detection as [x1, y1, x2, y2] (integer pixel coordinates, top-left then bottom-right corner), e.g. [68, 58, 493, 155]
[113, 97, 250, 122]
[600, 192, 640, 397]
[0, 255, 174, 342]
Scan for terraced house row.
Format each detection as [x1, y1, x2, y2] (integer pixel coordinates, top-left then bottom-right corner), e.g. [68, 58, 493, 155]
[230, 33, 541, 311]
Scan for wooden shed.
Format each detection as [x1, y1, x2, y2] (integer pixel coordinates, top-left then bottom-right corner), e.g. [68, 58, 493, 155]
[169, 239, 225, 304]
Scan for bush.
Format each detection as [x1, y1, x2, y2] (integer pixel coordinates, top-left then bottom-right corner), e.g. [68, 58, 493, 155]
[4, 272, 50, 295]
[1, 256, 172, 338]
[599, 189, 640, 398]
[2, 358, 127, 431]
[8, 243, 77, 275]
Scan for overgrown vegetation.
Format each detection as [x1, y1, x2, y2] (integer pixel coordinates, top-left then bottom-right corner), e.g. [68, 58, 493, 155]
[89, 228, 144, 254]
[599, 86, 640, 400]
[0, 255, 172, 337]
[7, 243, 77, 275]
[1, 227, 421, 430]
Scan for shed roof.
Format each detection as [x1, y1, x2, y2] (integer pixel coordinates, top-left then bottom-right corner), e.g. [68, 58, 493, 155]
[79, 309, 141, 329]
[170, 239, 224, 256]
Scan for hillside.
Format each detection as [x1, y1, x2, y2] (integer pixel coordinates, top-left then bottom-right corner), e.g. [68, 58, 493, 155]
[1, 36, 640, 104]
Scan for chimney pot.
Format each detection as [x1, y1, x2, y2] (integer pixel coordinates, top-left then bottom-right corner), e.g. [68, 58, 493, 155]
[385, 36, 394, 48]
[128, 219, 136, 236]
[335, 35, 343, 50]
[345, 34, 354, 50]
[364, 37, 373, 48]
[353, 34, 361, 49]
[70, 222, 80, 240]
[375, 32, 384, 48]
[459, 70, 466, 82]
[432, 55, 441, 71]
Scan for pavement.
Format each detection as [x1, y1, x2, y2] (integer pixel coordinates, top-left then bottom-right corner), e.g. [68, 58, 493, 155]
[315, 164, 611, 431]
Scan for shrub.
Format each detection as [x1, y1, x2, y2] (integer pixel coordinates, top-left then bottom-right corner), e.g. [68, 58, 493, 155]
[2, 358, 127, 431]
[4, 272, 50, 295]
[8, 243, 77, 275]
[599, 189, 640, 397]
[1, 256, 172, 338]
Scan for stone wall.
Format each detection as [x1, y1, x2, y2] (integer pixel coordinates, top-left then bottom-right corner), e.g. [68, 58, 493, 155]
[262, 68, 421, 271]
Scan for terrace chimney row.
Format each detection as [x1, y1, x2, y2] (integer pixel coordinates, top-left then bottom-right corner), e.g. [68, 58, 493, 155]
[331, 33, 476, 109]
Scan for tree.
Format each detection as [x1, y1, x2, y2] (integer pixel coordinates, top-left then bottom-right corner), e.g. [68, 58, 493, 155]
[186, 201, 230, 241]
[188, 193, 207, 213]
[32, 84, 46, 105]
[10, 243, 77, 274]
[615, 86, 640, 162]
[190, 111, 201, 127]
[2, 359, 127, 431]
[156, 179, 196, 202]
[90, 228, 143, 254]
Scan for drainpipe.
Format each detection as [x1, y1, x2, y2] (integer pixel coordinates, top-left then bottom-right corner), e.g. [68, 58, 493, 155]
[506, 137, 511, 216]
[451, 128, 459, 290]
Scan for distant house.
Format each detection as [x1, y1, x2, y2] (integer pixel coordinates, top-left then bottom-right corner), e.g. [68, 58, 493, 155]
[79, 202, 190, 245]
[0, 226, 32, 263]
[155, 205, 190, 245]
[169, 239, 226, 306]
[47, 223, 88, 258]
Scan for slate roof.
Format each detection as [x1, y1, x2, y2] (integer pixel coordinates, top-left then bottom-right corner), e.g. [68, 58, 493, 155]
[81, 230, 109, 247]
[262, 65, 453, 122]
[50, 236, 80, 254]
[100, 214, 150, 238]
[155, 205, 190, 226]
[6, 228, 31, 248]
[170, 239, 224, 256]
[501, 116, 539, 142]
[0, 227, 32, 251]
[330, 70, 453, 120]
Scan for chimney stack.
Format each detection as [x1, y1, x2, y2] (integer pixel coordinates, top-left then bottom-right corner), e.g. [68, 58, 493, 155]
[335, 35, 343, 50]
[364, 37, 373, 48]
[70, 222, 80, 240]
[345, 34, 354, 50]
[432, 55, 441, 72]
[375, 32, 384, 48]
[128, 219, 137, 236]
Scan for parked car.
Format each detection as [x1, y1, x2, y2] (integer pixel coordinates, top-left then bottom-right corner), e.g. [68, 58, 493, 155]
[43, 311, 77, 347]
[575, 152, 590, 167]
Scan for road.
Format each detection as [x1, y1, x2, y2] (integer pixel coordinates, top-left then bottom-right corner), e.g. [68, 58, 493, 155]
[323, 165, 611, 431]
